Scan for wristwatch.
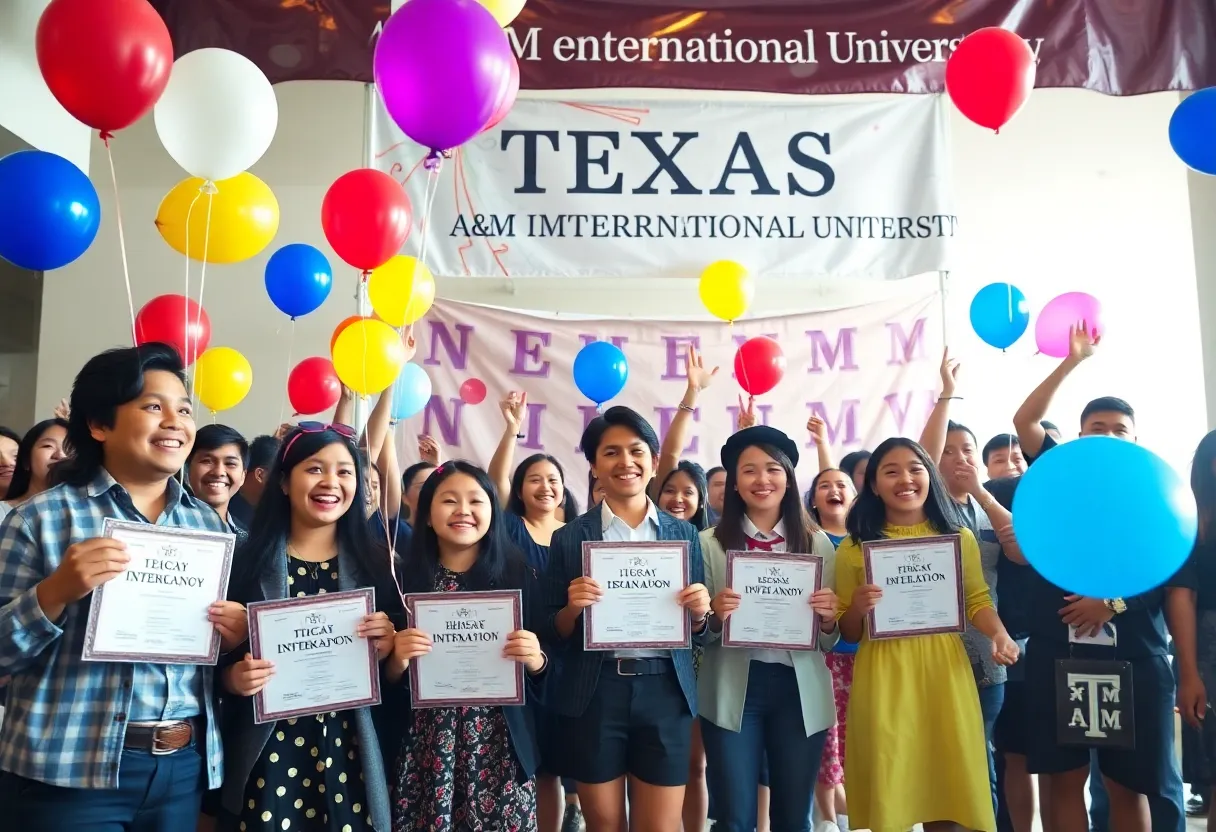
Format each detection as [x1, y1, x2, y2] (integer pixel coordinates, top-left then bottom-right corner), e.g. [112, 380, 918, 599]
[1104, 598, 1127, 614]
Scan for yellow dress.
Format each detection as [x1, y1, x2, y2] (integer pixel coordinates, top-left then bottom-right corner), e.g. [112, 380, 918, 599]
[835, 521, 995, 832]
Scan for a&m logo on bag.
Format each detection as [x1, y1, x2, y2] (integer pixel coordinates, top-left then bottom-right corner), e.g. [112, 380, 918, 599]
[1054, 659, 1135, 749]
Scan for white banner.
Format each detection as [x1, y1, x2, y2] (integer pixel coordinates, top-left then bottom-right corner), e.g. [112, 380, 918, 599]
[374, 96, 955, 280]
[400, 294, 944, 503]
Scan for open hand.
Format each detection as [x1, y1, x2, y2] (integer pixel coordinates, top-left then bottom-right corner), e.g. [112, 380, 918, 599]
[1068, 321, 1100, 362]
[685, 344, 718, 393]
[939, 348, 961, 397]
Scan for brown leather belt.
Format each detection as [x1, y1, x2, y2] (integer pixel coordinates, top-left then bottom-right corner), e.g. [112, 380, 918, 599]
[123, 719, 198, 755]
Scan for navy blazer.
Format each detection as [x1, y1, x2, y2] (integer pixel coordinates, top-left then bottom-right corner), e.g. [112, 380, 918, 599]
[541, 507, 705, 718]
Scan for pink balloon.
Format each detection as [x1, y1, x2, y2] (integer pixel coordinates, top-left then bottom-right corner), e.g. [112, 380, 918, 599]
[483, 54, 519, 133]
[1035, 292, 1103, 358]
[459, 378, 487, 405]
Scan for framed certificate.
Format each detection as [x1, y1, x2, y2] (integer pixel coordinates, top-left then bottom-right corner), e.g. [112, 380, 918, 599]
[248, 588, 382, 724]
[405, 590, 524, 709]
[582, 541, 690, 651]
[862, 535, 965, 640]
[723, 551, 823, 651]
[82, 518, 236, 665]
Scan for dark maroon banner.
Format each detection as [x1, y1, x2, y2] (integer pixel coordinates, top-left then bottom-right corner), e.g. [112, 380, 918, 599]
[152, 0, 1215, 95]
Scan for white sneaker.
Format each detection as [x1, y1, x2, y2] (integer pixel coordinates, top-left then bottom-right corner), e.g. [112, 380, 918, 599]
[814, 822, 840, 832]
[836, 814, 849, 832]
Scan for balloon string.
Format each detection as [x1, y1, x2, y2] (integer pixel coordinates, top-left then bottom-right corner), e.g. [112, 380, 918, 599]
[189, 188, 216, 409]
[278, 318, 296, 428]
[102, 137, 137, 345]
[182, 188, 203, 379]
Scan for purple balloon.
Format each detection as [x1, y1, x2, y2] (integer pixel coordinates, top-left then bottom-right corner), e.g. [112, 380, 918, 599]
[1035, 292, 1103, 358]
[374, 0, 514, 152]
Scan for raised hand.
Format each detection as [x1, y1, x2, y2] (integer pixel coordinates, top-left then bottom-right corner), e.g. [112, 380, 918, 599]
[737, 395, 757, 430]
[685, 344, 719, 393]
[939, 347, 961, 397]
[499, 392, 527, 433]
[1068, 321, 1100, 362]
[418, 435, 440, 465]
[807, 415, 828, 445]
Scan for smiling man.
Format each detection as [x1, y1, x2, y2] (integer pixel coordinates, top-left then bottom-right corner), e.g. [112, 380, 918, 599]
[187, 424, 249, 536]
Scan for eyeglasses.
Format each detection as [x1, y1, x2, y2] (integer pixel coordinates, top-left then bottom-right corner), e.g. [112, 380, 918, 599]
[282, 421, 357, 459]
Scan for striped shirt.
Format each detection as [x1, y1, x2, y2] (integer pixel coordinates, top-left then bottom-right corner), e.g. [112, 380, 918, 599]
[0, 469, 227, 789]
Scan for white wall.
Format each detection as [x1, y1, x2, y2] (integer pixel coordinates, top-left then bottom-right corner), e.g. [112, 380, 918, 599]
[35, 81, 1206, 469]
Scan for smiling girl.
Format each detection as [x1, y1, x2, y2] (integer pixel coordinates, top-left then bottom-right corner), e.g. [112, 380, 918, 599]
[2, 418, 68, 505]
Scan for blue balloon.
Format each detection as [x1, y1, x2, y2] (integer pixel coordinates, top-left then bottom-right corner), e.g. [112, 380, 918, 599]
[392, 363, 433, 421]
[573, 341, 629, 405]
[969, 282, 1030, 350]
[1012, 437, 1197, 598]
[0, 150, 100, 271]
[1170, 89, 1216, 175]
[264, 244, 333, 318]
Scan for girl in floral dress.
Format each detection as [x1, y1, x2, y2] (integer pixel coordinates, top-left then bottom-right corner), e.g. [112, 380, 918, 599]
[386, 461, 550, 831]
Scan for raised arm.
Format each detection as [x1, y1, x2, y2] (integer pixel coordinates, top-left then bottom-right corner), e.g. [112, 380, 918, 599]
[954, 460, 1026, 564]
[378, 423, 402, 516]
[333, 385, 354, 429]
[919, 348, 961, 465]
[488, 392, 526, 509]
[654, 345, 718, 492]
[364, 388, 394, 464]
[807, 416, 835, 472]
[1013, 323, 1099, 458]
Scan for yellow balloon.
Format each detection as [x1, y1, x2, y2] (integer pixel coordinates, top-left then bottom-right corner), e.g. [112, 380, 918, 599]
[367, 255, 436, 327]
[698, 260, 754, 322]
[478, 0, 526, 26]
[333, 319, 407, 396]
[155, 173, 280, 264]
[194, 347, 253, 413]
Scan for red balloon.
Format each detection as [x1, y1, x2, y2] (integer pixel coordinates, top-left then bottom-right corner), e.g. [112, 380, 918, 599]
[321, 170, 412, 271]
[733, 337, 786, 396]
[288, 357, 342, 416]
[483, 55, 520, 133]
[330, 314, 373, 357]
[459, 378, 488, 405]
[945, 28, 1036, 132]
[36, 0, 173, 134]
[134, 294, 211, 367]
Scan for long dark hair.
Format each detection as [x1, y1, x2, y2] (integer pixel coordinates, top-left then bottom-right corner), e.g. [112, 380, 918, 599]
[507, 453, 579, 522]
[400, 461, 527, 594]
[846, 437, 962, 543]
[715, 442, 817, 553]
[1192, 430, 1216, 543]
[659, 461, 710, 532]
[4, 418, 68, 501]
[400, 461, 436, 522]
[804, 467, 853, 525]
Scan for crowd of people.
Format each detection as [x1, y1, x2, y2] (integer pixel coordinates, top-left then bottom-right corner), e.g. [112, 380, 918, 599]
[0, 322, 1210, 832]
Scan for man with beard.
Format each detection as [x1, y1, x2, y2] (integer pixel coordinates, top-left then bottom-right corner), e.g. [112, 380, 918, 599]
[187, 424, 249, 538]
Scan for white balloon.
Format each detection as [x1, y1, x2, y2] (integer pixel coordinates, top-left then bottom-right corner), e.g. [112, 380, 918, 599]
[154, 48, 279, 182]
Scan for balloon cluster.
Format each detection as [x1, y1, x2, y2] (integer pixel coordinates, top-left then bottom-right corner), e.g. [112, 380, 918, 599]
[969, 283, 1103, 357]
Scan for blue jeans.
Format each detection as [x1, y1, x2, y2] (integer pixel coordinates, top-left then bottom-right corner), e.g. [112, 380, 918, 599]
[979, 683, 1006, 817]
[0, 744, 204, 831]
[1089, 749, 1185, 832]
[701, 662, 828, 832]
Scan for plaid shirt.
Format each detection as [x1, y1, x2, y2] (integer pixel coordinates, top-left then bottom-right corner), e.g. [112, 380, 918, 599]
[0, 469, 228, 789]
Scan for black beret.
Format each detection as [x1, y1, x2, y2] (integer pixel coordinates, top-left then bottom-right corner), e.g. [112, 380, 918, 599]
[720, 426, 800, 474]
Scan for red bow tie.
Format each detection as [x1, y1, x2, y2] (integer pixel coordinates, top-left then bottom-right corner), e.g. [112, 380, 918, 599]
[746, 534, 784, 551]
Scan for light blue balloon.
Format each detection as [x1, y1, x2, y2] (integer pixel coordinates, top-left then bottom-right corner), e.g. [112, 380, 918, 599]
[1012, 436, 1197, 598]
[392, 363, 432, 420]
[573, 341, 628, 405]
[969, 282, 1030, 350]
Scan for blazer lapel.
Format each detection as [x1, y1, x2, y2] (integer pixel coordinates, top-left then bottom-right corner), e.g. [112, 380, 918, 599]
[580, 508, 603, 543]
[259, 535, 290, 601]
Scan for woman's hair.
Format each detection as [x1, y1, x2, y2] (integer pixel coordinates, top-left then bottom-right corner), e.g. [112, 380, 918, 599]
[714, 442, 818, 553]
[658, 461, 710, 532]
[399, 461, 436, 521]
[399, 461, 527, 594]
[1192, 430, 1216, 542]
[5, 418, 69, 501]
[230, 427, 399, 611]
[845, 437, 962, 543]
[507, 453, 579, 521]
[839, 450, 871, 482]
[804, 467, 853, 525]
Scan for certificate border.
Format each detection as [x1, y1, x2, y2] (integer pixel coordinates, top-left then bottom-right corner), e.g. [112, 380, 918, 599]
[862, 534, 965, 640]
[82, 518, 237, 665]
[248, 587, 382, 724]
[404, 590, 525, 709]
[722, 551, 823, 651]
[581, 540, 692, 651]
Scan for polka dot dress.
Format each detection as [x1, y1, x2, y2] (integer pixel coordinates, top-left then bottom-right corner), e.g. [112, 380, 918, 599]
[237, 556, 374, 831]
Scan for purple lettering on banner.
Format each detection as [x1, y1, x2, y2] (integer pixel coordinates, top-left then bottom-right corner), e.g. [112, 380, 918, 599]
[730, 332, 779, 381]
[578, 334, 629, 349]
[885, 318, 928, 366]
[725, 402, 774, 428]
[573, 405, 601, 454]
[805, 400, 861, 447]
[806, 328, 859, 373]
[660, 336, 701, 381]
[519, 402, 547, 451]
[422, 396, 466, 446]
[423, 322, 473, 369]
[510, 330, 552, 378]
[654, 406, 700, 455]
[883, 389, 937, 437]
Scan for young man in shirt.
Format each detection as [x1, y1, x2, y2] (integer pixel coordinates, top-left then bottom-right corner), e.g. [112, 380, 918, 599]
[543, 406, 710, 832]
[187, 424, 249, 537]
[982, 434, 1027, 481]
[226, 433, 278, 529]
[0, 343, 247, 830]
[706, 466, 726, 524]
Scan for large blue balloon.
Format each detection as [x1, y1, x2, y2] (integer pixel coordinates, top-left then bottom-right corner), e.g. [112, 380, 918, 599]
[1170, 89, 1216, 175]
[265, 244, 333, 318]
[392, 363, 433, 421]
[0, 150, 100, 271]
[1013, 437, 1197, 598]
[573, 341, 629, 405]
[969, 282, 1030, 350]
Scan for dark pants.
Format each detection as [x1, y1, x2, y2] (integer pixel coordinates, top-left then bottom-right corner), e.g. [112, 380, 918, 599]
[0, 744, 204, 831]
[1088, 750, 1185, 832]
[701, 662, 828, 832]
[979, 682, 1006, 817]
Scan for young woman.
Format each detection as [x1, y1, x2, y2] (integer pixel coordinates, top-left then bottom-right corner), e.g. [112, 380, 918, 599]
[387, 461, 548, 831]
[837, 451, 871, 493]
[699, 425, 840, 832]
[2, 417, 68, 504]
[401, 460, 437, 524]
[221, 424, 404, 831]
[0, 425, 19, 497]
[835, 437, 1019, 832]
[586, 475, 605, 509]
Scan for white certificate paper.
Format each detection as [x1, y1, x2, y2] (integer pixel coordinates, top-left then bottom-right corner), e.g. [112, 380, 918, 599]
[723, 551, 823, 650]
[863, 535, 965, 640]
[582, 541, 690, 651]
[405, 590, 524, 708]
[83, 519, 236, 665]
[248, 588, 381, 723]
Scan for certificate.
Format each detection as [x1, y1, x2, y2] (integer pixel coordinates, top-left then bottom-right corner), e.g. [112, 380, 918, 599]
[582, 541, 690, 651]
[405, 590, 524, 708]
[248, 588, 381, 723]
[723, 551, 823, 650]
[862, 535, 965, 640]
[83, 518, 236, 665]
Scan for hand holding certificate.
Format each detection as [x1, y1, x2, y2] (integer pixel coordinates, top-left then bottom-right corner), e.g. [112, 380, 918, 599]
[861, 535, 965, 640]
[721, 551, 827, 650]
